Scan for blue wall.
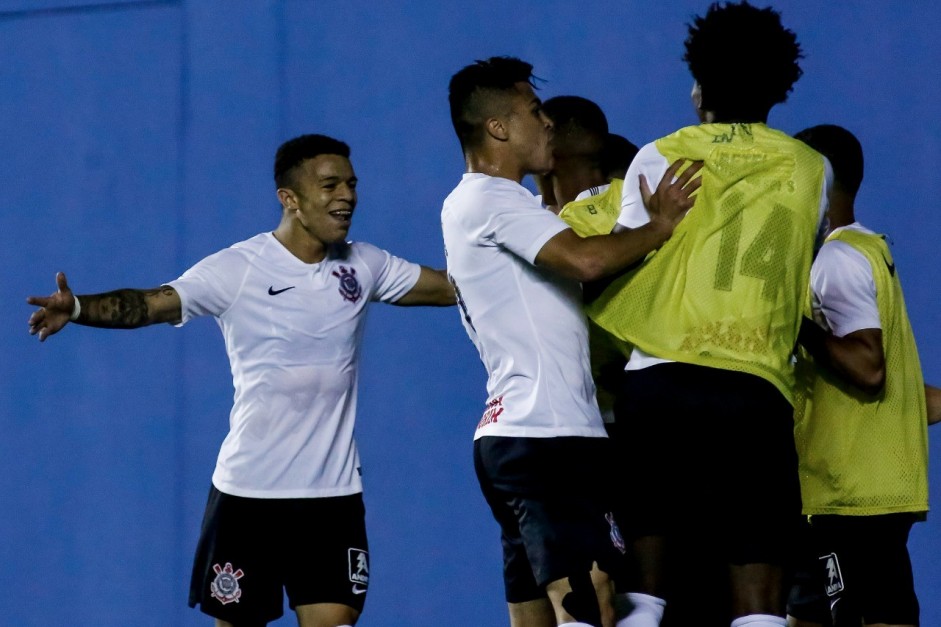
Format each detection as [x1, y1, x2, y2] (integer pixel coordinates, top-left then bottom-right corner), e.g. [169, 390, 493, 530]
[1, 1, 939, 625]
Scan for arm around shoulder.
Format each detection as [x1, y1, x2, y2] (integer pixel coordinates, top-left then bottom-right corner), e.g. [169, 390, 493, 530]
[535, 159, 703, 282]
[534, 224, 671, 282]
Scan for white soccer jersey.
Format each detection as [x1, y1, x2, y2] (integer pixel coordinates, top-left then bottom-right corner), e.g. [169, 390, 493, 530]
[616, 142, 833, 370]
[441, 173, 607, 440]
[810, 223, 881, 337]
[168, 232, 420, 498]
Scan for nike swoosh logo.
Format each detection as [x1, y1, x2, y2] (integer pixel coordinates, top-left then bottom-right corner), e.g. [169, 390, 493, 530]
[352, 584, 367, 595]
[268, 286, 295, 295]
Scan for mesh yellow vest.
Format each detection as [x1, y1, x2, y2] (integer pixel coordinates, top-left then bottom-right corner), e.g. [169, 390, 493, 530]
[587, 123, 825, 402]
[793, 228, 929, 516]
[558, 178, 623, 237]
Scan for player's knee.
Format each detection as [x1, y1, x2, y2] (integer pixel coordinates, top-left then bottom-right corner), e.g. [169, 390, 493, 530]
[560, 570, 603, 627]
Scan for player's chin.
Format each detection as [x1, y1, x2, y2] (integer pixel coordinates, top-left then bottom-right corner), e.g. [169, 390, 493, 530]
[326, 226, 351, 243]
[534, 157, 554, 175]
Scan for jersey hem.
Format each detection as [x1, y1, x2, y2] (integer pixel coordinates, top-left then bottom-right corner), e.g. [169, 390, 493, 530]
[802, 504, 929, 516]
[211, 479, 364, 499]
[472, 426, 608, 440]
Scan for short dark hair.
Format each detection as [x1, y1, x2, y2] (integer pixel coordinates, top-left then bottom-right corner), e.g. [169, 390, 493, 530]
[448, 56, 538, 150]
[794, 124, 864, 195]
[542, 96, 609, 139]
[274, 134, 350, 189]
[601, 133, 640, 181]
[684, 1, 803, 120]
[543, 95, 609, 157]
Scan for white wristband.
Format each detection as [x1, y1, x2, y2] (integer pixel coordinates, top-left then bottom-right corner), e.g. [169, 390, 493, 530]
[69, 295, 82, 321]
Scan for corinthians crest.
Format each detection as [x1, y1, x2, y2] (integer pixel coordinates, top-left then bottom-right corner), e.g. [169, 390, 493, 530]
[332, 265, 362, 303]
[210, 562, 244, 605]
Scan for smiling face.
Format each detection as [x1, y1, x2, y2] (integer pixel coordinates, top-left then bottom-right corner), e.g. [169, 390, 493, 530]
[279, 154, 358, 247]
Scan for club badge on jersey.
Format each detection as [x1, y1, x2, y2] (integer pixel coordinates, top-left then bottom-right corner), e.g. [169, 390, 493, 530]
[210, 562, 244, 605]
[348, 548, 369, 595]
[332, 266, 363, 303]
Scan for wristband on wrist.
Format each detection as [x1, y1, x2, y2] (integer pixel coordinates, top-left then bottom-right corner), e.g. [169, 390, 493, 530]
[69, 295, 82, 322]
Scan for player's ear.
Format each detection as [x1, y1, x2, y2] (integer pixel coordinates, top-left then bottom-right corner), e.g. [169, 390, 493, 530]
[277, 188, 296, 211]
[486, 116, 509, 142]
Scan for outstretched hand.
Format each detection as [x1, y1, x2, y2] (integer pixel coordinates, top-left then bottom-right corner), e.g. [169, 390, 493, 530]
[27, 272, 76, 342]
[642, 158, 704, 230]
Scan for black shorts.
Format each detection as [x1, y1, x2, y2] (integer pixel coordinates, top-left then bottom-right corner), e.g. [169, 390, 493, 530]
[786, 516, 831, 624]
[188, 486, 369, 624]
[474, 435, 627, 604]
[603, 421, 631, 532]
[799, 513, 921, 625]
[613, 362, 801, 565]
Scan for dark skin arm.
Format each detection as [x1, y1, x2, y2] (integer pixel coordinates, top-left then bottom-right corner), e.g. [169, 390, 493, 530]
[798, 318, 941, 424]
[27, 272, 182, 341]
[535, 159, 703, 282]
[797, 318, 885, 395]
[926, 384, 941, 426]
[393, 267, 456, 307]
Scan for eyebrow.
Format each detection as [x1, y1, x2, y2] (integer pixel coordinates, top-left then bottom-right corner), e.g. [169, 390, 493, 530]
[318, 175, 357, 184]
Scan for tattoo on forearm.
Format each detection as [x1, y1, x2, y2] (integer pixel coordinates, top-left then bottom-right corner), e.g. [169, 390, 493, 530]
[77, 288, 168, 328]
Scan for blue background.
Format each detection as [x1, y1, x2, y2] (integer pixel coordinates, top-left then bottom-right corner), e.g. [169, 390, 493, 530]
[1, 1, 938, 625]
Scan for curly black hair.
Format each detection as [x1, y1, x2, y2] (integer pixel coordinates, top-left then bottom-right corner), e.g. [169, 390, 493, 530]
[684, 1, 803, 120]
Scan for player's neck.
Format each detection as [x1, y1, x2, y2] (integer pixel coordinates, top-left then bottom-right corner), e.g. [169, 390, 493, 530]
[826, 193, 856, 232]
[272, 223, 328, 264]
[553, 161, 605, 207]
[701, 110, 769, 124]
[465, 148, 526, 183]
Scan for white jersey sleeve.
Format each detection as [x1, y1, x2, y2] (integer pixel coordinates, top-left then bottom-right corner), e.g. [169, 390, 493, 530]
[617, 143, 668, 229]
[482, 182, 569, 263]
[811, 231, 880, 337]
[354, 242, 422, 303]
[169, 247, 248, 324]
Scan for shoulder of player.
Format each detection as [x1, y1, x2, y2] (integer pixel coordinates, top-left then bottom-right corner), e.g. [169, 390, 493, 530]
[813, 237, 872, 278]
[634, 141, 666, 162]
[466, 175, 532, 204]
[623, 143, 670, 183]
[190, 233, 263, 269]
[328, 241, 394, 274]
[224, 232, 279, 258]
[445, 175, 542, 230]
